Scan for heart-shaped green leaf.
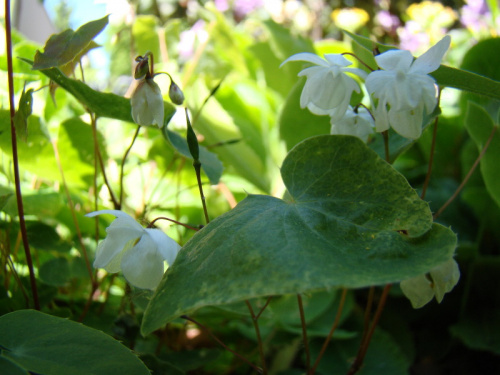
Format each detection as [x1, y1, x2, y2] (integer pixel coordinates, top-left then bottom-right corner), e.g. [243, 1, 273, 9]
[142, 135, 457, 335]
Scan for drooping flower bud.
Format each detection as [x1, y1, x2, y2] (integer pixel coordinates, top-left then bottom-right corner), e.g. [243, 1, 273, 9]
[130, 78, 164, 128]
[168, 79, 185, 105]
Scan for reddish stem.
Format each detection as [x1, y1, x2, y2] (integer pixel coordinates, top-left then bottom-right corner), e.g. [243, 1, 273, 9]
[5, 0, 39, 310]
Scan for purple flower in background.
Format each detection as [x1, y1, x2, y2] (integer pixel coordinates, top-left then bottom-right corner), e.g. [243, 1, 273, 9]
[461, 0, 491, 32]
[215, 0, 229, 12]
[234, 0, 264, 19]
[376, 10, 400, 34]
[179, 20, 207, 61]
[398, 21, 430, 53]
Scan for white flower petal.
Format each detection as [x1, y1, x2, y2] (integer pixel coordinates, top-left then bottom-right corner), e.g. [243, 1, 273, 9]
[121, 234, 165, 290]
[144, 80, 165, 127]
[410, 35, 451, 75]
[375, 50, 413, 71]
[388, 105, 424, 139]
[324, 54, 352, 67]
[373, 100, 390, 133]
[280, 52, 330, 68]
[330, 107, 374, 142]
[88, 210, 144, 269]
[145, 228, 181, 266]
[130, 79, 164, 127]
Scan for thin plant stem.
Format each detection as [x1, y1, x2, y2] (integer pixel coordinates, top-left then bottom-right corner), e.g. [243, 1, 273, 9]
[382, 130, 390, 163]
[421, 89, 442, 200]
[194, 161, 210, 224]
[433, 125, 497, 219]
[360, 286, 375, 345]
[341, 52, 375, 71]
[185, 109, 210, 224]
[149, 216, 200, 232]
[347, 284, 392, 375]
[92, 123, 120, 209]
[246, 300, 268, 375]
[52, 140, 94, 285]
[5, 0, 39, 310]
[255, 296, 273, 320]
[181, 315, 263, 374]
[297, 294, 311, 372]
[310, 288, 348, 374]
[119, 126, 141, 208]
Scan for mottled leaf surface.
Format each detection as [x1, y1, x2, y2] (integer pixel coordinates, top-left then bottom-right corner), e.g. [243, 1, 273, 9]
[142, 136, 456, 334]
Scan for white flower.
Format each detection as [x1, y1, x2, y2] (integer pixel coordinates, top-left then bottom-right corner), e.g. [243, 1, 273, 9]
[331, 106, 375, 143]
[130, 78, 165, 128]
[281, 53, 367, 121]
[86, 210, 181, 290]
[400, 258, 460, 309]
[365, 35, 451, 139]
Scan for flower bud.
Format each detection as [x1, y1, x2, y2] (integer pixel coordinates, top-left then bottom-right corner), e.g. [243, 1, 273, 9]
[130, 78, 165, 128]
[134, 56, 150, 79]
[168, 80, 185, 105]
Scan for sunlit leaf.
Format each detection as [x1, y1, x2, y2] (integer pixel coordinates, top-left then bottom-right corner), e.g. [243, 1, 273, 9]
[32, 15, 109, 70]
[21, 58, 176, 125]
[142, 135, 457, 334]
[13, 86, 34, 142]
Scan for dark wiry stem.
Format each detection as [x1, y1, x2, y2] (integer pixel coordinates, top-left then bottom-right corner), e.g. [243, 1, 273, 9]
[434, 125, 498, 219]
[5, 0, 39, 310]
[297, 294, 311, 372]
[119, 126, 141, 208]
[421, 89, 442, 200]
[310, 288, 348, 374]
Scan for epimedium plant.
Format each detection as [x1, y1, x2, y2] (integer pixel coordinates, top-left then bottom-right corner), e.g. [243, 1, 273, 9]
[2, 4, 500, 375]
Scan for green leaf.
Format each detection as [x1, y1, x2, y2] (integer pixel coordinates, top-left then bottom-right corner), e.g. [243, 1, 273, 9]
[141, 135, 457, 334]
[21, 58, 176, 125]
[32, 15, 109, 70]
[0, 310, 150, 375]
[164, 129, 223, 185]
[13, 86, 34, 142]
[0, 357, 30, 375]
[464, 102, 500, 208]
[346, 31, 500, 101]
[459, 38, 500, 118]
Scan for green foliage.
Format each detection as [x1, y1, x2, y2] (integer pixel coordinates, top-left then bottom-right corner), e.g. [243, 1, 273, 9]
[3, 5, 500, 375]
[0, 310, 150, 375]
[142, 136, 456, 334]
[464, 102, 500, 208]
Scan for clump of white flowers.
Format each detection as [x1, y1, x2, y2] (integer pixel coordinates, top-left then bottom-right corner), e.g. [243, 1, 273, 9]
[87, 210, 181, 290]
[282, 35, 451, 141]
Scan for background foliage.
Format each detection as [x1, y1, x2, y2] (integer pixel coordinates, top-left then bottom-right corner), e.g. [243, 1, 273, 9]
[1, 0, 500, 374]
